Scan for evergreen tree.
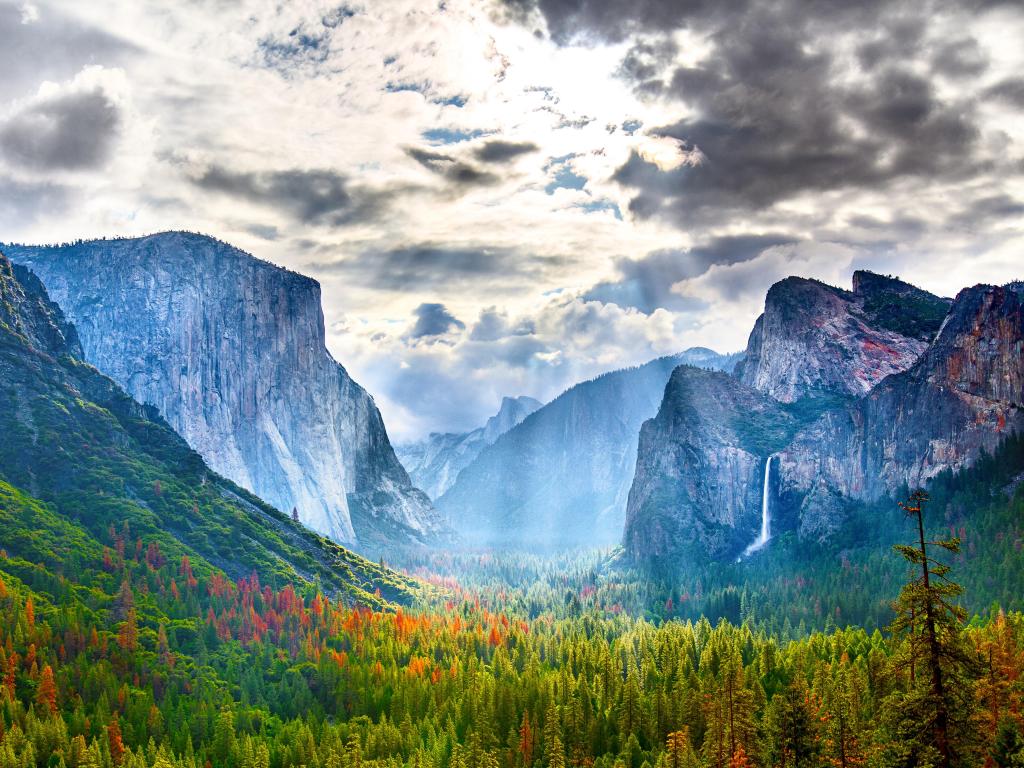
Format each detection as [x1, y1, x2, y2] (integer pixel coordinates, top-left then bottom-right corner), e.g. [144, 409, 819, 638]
[885, 490, 980, 767]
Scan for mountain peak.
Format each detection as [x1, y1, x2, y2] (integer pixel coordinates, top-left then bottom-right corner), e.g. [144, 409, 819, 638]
[737, 271, 949, 402]
[484, 395, 543, 441]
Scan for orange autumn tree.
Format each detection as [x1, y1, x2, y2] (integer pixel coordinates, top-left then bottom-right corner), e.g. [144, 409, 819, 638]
[108, 716, 126, 766]
[36, 664, 57, 715]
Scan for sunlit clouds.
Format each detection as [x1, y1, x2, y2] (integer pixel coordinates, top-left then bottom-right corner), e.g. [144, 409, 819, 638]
[2, 0, 1022, 439]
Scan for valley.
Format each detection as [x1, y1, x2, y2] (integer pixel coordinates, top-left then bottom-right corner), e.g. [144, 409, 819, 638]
[0, 234, 1022, 767]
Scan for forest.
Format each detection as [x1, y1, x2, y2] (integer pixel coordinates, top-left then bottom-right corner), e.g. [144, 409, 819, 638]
[2, 461, 1024, 768]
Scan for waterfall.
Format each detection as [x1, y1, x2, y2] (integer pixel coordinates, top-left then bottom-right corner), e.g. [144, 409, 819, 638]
[743, 455, 774, 557]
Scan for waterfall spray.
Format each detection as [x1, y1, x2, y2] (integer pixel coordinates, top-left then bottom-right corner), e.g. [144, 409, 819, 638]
[743, 455, 774, 557]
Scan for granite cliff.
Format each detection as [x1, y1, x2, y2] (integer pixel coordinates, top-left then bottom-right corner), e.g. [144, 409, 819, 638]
[778, 280, 1024, 539]
[735, 272, 950, 401]
[5, 233, 446, 552]
[623, 367, 794, 562]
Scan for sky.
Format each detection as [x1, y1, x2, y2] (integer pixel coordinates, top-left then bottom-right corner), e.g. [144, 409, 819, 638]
[1, 0, 1023, 441]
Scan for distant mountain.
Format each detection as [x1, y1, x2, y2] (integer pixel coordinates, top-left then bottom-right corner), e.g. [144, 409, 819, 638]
[5, 233, 448, 554]
[624, 272, 1023, 565]
[397, 396, 542, 500]
[437, 347, 742, 548]
[0, 251, 422, 607]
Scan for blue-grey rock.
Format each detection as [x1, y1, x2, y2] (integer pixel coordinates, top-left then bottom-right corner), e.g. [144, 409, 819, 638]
[5, 232, 447, 552]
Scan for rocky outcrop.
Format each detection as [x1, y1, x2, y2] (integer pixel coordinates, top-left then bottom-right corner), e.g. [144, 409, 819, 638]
[397, 396, 542, 500]
[625, 274, 1022, 563]
[1, 258, 80, 359]
[438, 348, 741, 547]
[5, 232, 447, 551]
[736, 272, 949, 402]
[623, 367, 794, 562]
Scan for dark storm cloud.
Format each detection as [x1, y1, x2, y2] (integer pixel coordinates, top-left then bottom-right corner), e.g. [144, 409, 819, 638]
[193, 165, 390, 225]
[406, 147, 499, 188]
[930, 37, 988, 79]
[949, 194, 1024, 227]
[0, 3, 137, 101]
[583, 234, 794, 313]
[473, 140, 539, 163]
[407, 303, 465, 339]
[497, 0, 1020, 228]
[0, 88, 121, 171]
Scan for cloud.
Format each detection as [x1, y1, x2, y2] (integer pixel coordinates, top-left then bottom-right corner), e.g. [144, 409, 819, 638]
[614, 54, 983, 222]
[673, 241, 861, 306]
[949, 194, 1024, 228]
[312, 242, 568, 291]
[0, 2, 136, 101]
[930, 37, 988, 79]
[0, 70, 122, 171]
[406, 147, 499, 188]
[0, 176, 71, 226]
[335, 293, 689, 439]
[500, 0, 1018, 228]
[473, 139, 538, 163]
[987, 77, 1024, 108]
[406, 302, 466, 340]
[470, 306, 536, 340]
[584, 234, 795, 313]
[255, 5, 358, 75]
[192, 165, 391, 226]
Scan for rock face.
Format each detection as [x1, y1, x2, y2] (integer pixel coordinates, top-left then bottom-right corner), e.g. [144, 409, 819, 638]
[1, 258, 81, 359]
[779, 282, 1024, 535]
[624, 272, 1023, 564]
[397, 396, 542, 500]
[438, 348, 741, 548]
[5, 233, 445, 551]
[623, 367, 794, 562]
[736, 273, 949, 402]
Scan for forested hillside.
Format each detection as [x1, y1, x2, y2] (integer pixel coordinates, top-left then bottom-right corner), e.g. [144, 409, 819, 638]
[1, 493, 1022, 768]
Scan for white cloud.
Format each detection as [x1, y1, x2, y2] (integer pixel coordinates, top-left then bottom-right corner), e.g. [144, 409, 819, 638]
[19, 3, 38, 24]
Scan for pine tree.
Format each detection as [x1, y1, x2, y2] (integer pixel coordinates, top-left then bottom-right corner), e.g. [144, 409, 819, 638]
[213, 709, 236, 767]
[107, 717, 125, 766]
[518, 712, 534, 768]
[766, 677, 819, 767]
[664, 729, 697, 768]
[886, 490, 979, 767]
[992, 717, 1024, 767]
